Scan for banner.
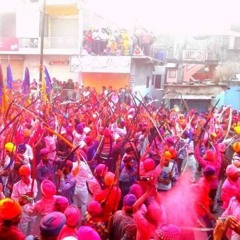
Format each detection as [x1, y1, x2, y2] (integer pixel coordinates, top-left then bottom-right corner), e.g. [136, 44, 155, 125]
[0, 38, 19, 51]
[70, 56, 131, 73]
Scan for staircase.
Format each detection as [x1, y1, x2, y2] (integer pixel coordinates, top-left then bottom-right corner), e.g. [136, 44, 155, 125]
[182, 50, 208, 82]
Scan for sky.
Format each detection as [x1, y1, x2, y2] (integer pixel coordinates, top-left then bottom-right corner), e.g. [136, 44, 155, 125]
[0, 0, 239, 35]
[85, 0, 240, 34]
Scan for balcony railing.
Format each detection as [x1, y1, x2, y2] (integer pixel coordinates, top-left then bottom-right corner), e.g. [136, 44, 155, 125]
[18, 38, 39, 49]
[0, 37, 79, 54]
[183, 50, 219, 61]
[183, 50, 207, 60]
[150, 44, 220, 62]
[18, 37, 79, 50]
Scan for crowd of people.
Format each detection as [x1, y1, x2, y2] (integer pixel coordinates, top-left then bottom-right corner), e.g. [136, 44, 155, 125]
[0, 83, 240, 240]
[82, 28, 155, 56]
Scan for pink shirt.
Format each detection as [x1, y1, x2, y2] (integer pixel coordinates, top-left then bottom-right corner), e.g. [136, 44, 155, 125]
[44, 135, 57, 160]
[134, 205, 156, 240]
[194, 143, 221, 189]
[221, 178, 240, 210]
[32, 196, 58, 216]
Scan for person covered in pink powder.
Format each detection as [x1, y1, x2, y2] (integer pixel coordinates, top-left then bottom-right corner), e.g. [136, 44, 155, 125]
[58, 205, 81, 240]
[85, 200, 109, 240]
[221, 191, 240, 240]
[221, 164, 240, 210]
[194, 140, 222, 212]
[54, 196, 69, 213]
[192, 165, 217, 240]
[77, 226, 101, 240]
[94, 171, 121, 223]
[30, 179, 57, 216]
[132, 186, 166, 240]
[28, 179, 58, 235]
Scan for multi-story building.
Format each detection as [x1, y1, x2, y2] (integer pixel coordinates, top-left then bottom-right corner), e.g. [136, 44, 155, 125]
[0, 0, 80, 81]
[150, 33, 240, 111]
[0, 0, 160, 97]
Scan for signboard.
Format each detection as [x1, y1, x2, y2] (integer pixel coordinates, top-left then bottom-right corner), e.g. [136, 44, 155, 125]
[70, 56, 131, 73]
[49, 59, 69, 65]
[0, 38, 19, 51]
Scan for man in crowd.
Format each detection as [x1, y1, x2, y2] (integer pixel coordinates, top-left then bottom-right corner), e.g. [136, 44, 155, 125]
[11, 165, 38, 236]
[57, 160, 76, 204]
[0, 198, 25, 239]
[109, 194, 137, 240]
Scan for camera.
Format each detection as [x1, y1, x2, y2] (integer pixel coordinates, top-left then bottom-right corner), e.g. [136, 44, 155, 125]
[139, 176, 153, 181]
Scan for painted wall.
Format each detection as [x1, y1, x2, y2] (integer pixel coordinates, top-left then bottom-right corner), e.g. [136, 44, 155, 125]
[132, 60, 153, 97]
[220, 85, 240, 110]
[0, 58, 24, 81]
[82, 72, 129, 92]
[166, 69, 178, 83]
[24, 55, 78, 82]
[0, 55, 79, 83]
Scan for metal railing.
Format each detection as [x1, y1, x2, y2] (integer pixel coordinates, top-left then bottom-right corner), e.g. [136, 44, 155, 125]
[18, 38, 39, 49]
[18, 37, 79, 50]
[150, 44, 220, 62]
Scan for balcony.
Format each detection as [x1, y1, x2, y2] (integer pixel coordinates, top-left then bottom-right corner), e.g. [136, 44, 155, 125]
[183, 50, 206, 60]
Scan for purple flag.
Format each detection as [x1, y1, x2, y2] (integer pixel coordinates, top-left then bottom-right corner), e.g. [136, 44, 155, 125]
[23, 67, 30, 94]
[7, 64, 13, 90]
[44, 66, 52, 94]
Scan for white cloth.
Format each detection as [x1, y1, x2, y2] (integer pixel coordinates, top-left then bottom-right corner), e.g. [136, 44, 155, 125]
[11, 178, 38, 236]
[22, 144, 34, 166]
[44, 135, 57, 160]
[157, 161, 178, 191]
[73, 161, 93, 189]
[73, 161, 93, 220]
[0, 155, 14, 188]
[72, 130, 86, 148]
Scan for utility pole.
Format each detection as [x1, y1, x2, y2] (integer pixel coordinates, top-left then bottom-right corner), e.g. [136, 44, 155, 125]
[39, 0, 46, 84]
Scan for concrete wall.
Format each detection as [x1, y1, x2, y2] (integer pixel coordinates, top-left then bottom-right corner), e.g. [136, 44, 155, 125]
[165, 84, 227, 96]
[131, 59, 153, 97]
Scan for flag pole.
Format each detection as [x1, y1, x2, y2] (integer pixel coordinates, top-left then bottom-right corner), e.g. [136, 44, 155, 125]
[39, 0, 46, 86]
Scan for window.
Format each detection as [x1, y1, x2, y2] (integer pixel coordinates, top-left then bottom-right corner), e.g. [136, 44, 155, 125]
[169, 70, 176, 78]
[234, 37, 240, 49]
[146, 76, 150, 88]
[155, 75, 161, 89]
[0, 13, 16, 37]
[152, 75, 154, 85]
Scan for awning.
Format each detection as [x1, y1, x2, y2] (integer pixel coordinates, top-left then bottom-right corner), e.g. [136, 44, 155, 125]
[163, 93, 214, 100]
[45, 4, 79, 15]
